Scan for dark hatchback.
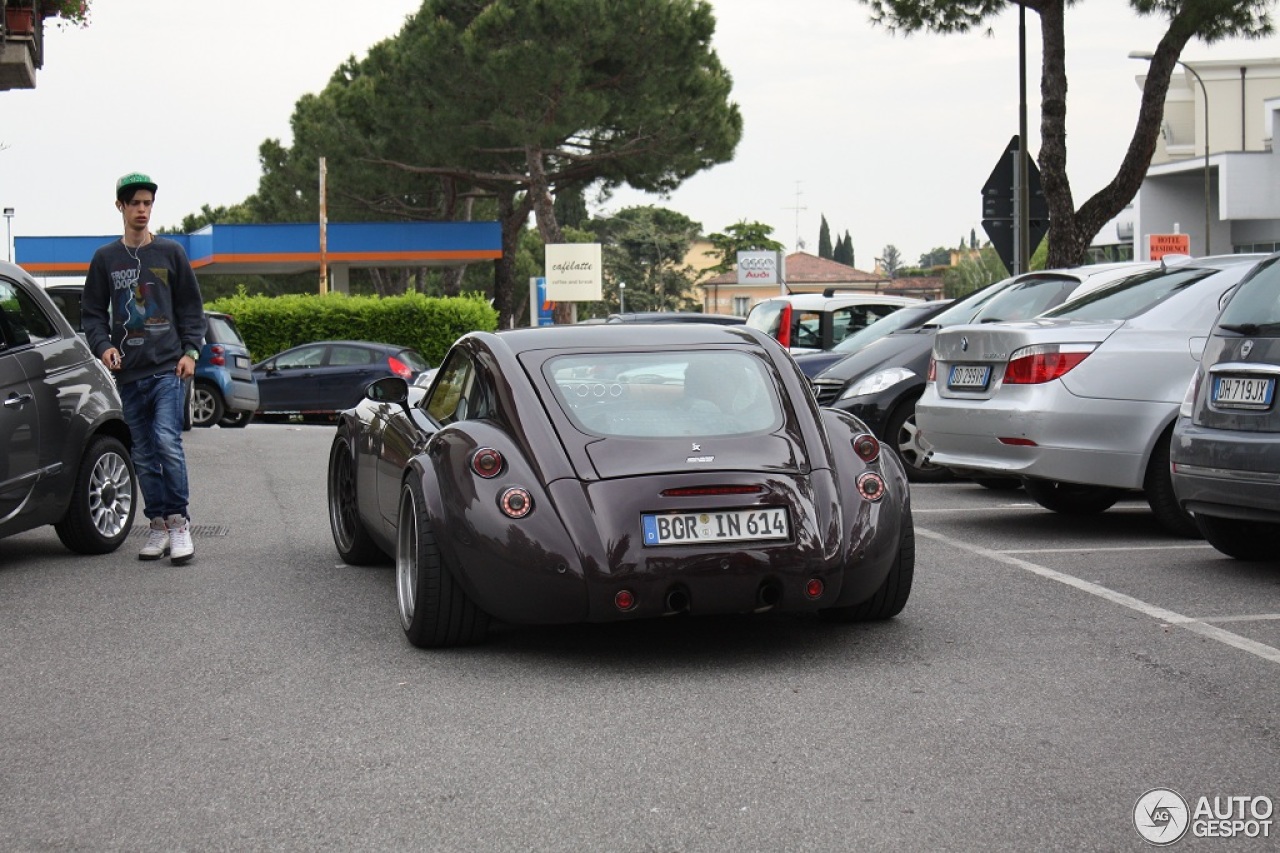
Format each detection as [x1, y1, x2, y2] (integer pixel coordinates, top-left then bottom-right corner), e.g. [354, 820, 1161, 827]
[254, 340, 431, 419]
[1172, 252, 1280, 560]
[0, 262, 137, 553]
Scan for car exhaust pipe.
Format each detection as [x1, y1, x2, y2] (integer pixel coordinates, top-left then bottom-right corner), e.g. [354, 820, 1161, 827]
[664, 586, 690, 615]
[755, 580, 783, 612]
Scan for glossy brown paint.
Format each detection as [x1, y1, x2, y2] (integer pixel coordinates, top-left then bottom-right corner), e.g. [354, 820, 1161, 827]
[335, 324, 909, 626]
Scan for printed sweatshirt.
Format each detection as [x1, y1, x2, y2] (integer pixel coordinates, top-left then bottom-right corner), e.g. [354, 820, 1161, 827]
[82, 236, 207, 387]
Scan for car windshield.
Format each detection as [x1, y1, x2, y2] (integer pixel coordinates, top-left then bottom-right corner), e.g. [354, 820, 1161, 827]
[1217, 256, 1280, 333]
[1040, 267, 1216, 321]
[544, 350, 782, 438]
[969, 274, 1082, 323]
[832, 303, 935, 352]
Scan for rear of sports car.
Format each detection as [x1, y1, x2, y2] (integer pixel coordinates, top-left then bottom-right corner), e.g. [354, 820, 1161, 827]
[432, 345, 909, 626]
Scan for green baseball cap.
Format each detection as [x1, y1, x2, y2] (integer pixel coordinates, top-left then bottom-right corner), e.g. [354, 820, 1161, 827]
[116, 171, 158, 200]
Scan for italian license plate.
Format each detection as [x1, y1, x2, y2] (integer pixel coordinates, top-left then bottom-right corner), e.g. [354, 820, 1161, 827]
[641, 507, 790, 547]
[948, 364, 991, 390]
[235, 355, 251, 369]
[1212, 375, 1275, 410]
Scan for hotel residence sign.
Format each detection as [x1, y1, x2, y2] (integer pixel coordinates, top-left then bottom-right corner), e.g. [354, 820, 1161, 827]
[737, 250, 784, 286]
[545, 243, 603, 302]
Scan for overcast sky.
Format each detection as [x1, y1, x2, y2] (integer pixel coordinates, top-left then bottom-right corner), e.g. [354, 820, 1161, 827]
[3, 0, 1276, 269]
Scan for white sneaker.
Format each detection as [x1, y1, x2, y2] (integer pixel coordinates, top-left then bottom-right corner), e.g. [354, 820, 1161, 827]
[167, 514, 194, 565]
[138, 518, 169, 560]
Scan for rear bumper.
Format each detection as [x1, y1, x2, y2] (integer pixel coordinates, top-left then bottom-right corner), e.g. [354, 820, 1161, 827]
[225, 378, 260, 413]
[1171, 422, 1280, 521]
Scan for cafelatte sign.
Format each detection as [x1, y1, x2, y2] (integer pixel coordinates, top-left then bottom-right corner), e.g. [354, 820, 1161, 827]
[545, 243, 603, 301]
[737, 250, 784, 286]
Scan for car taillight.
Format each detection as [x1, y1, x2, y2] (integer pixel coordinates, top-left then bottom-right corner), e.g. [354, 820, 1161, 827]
[1003, 343, 1096, 385]
[209, 344, 225, 367]
[388, 356, 412, 379]
[927, 357, 936, 382]
[499, 487, 533, 519]
[852, 433, 880, 463]
[1179, 371, 1202, 418]
[777, 304, 792, 348]
[471, 448, 503, 478]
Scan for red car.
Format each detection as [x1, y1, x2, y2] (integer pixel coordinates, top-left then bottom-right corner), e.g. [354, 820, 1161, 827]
[327, 324, 913, 647]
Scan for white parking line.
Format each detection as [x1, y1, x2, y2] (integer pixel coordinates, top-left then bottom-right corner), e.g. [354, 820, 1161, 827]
[917, 527, 1280, 666]
[1001, 544, 1214, 554]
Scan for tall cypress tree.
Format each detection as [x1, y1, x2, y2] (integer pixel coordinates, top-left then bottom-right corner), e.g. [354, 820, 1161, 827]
[818, 215, 833, 259]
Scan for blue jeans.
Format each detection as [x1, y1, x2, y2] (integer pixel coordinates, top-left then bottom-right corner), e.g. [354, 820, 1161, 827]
[119, 372, 191, 521]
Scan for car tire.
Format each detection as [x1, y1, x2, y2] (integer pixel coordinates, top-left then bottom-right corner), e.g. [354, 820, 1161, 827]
[190, 381, 224, 428]
[1195, 515, 1280, 561]
[396, 477, 490, 648]
[886, 397, 953, 483]
[219, 410, 254, 428]
[1022, 479, 1122, 515]
[821, 504, 915, 622]
[53, 435, 137, 554]
[973, 477, 1022, 491]
[326, 434, 386, 566]
[1144, 431, 1201, 537]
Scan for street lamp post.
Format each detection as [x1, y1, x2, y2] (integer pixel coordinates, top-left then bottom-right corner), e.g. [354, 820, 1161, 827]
[1130, 52, 1211, 255]
[3, 208, 13, 263]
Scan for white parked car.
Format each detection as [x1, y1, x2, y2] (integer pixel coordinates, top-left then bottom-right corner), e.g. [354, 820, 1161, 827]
[916, 254, 1268, 535]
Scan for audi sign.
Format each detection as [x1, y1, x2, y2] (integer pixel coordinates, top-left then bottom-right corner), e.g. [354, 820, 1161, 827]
[737, 250, 784, 287]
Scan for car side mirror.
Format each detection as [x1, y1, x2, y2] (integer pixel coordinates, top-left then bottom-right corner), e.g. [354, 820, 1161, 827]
[366, 376, 410, 408]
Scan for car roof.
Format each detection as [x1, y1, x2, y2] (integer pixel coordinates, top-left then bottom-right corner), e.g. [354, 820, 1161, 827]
[755, 293, 922, 310]
[490, 322, 773, 355]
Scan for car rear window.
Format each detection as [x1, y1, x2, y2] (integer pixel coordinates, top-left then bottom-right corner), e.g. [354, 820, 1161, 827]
[969, 274, 1081, 323]
[1217, 256, 1280, 332]
[544, 350, 782, 438]
[1040, 267, 1216, 321]
[395, 349, 432, 372]
[205, 314, 246, 347]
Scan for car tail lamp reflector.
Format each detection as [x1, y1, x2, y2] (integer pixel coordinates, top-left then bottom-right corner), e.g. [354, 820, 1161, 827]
[927, 357, 936, 382]
[856, 472, 886, 501]
[998, 437, 1038, 446]
[471, 447, 504, 478]
[614, 590, 636, 611]
[852, 433, 880, 463]
[661, 485, 764, 497]
[777, 304, 792, 348]
[1002, 343, 1096, 385]
[805, 578, 824, 599]
[209, 344, 225, 366]
[499, 487, 533, 519]
[387, 356, 413, 379]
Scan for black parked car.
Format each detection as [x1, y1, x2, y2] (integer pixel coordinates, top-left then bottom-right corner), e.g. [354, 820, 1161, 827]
[790, 299, 953, 379]
[0, 262, 137, 553]
[327, 324, 913, 648]
[254, 340, 431, 420]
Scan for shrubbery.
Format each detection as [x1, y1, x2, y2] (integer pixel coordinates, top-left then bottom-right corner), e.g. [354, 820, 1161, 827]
[205, 290, 499, 365]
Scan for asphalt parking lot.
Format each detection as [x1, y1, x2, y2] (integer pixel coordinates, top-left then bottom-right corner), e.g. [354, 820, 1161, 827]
[1, 424, 1276, 851]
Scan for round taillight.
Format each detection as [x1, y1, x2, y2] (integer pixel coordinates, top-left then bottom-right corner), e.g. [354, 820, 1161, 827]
[499, 486, 533, 518]
[852, 433, 880, 463]
[614, 590, 636, 611]
[471, 447, 503, 478]
[856, 472, 886, 502]
[805, 578, 824, 599]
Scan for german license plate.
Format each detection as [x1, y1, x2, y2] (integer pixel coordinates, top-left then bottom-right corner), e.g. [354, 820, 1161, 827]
[1212, 375, 1275, 410]
[948, 364, 991, 390]
[641, 507, 790, 546]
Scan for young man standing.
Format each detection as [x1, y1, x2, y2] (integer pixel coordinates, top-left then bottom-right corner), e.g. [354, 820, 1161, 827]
[82, 172, 207, 565]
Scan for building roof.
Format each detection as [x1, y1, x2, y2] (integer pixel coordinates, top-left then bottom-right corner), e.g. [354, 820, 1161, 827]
[701, 251, 888, 288]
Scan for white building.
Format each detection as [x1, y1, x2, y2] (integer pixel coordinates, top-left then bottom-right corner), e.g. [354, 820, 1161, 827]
[1131, 57, 1280, 259]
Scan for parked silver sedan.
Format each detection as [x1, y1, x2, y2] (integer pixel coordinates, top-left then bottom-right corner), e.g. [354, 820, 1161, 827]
[916, 254, 1267, 535]
[1171, 252, 1280, 559]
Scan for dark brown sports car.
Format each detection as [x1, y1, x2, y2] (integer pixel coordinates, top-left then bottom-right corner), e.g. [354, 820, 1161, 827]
[327, 324, 913, 648]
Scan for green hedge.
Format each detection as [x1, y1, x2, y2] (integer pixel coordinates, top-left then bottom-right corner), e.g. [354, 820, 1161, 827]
[204, 291, 499, 365]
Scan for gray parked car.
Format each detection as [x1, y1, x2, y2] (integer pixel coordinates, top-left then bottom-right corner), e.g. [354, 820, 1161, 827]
[1172, 252, 1280, 560]
[917, 254, 1267, 536]
[0, 262, 137, 553]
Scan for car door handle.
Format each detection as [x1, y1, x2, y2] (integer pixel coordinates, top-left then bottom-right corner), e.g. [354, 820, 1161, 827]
[4, 393, 34, 408]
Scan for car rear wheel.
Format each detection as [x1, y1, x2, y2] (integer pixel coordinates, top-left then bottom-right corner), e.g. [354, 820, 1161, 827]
[886, 398, 953, 483]
[326, 434, 385, 565]
[1195, 515, 1280, 561]
[190, 381, 224, 428]
[821, 505, 915, 622]
[1144, 431, 1201, 537]
[54, 435, 136, 554]
[396, 477, 490, 648]
[1022, 479, 1122, 515]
